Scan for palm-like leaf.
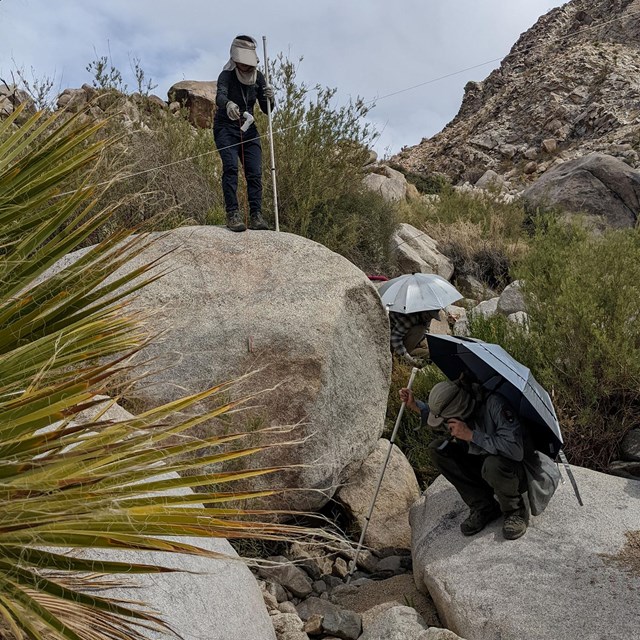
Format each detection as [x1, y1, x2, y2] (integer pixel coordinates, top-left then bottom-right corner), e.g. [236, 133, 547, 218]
[0, 108, 331, 640]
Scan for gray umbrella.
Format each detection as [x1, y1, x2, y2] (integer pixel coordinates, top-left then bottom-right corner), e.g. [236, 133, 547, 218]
[379, 273, 462, 314]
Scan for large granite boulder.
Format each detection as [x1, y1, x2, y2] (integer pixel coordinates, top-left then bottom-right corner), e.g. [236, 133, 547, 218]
[410, 466, 640, 640]
[52, 227, 391, 512]
[522, 153, 640, 229]
[167, 80, 217, 128]
[336, 438, 421, 551]
[81, 499, 276, 640]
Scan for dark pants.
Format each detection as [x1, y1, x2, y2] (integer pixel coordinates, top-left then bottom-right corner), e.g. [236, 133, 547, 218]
[213, 123, 262, 215]
[429, 437, 527, 513]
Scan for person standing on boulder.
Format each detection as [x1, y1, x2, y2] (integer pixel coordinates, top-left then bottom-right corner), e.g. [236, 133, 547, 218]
[214, 35, 274, 232]
[399, 380, 530, 540]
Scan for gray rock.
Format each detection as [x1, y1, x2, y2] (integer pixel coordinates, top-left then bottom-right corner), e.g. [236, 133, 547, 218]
[456, 275, 496, 300]
[475, 170, 503, 191]
[322, 608, 362, 640]
[355, 549, 380, 573]
[336, 439, 420, 551]
[303, 614, 324, 635]
[621, 428, 640, 462]
[271, 612, 305, 636]
[390, 223, 454, 280]
[363, 165, 408, 202]
[259, 556, 314, 598]
[323, 575, 344, 590]
[48, 227, 391, 513]
[313, 579, 327, 594]
[333, 556, 349, 579]
[418, 630, 465, 640]
[361, 605, 427, 639]
[522, 153, 640, 229]
[167, 80, 217, 128]
[77, 473, 276, 640]
[296, 596, 341, 621]
[279, 601, 299, 614]
[411, 466, 640, 640]
[289, 542, 334, 580]
[376, 555, 403, 574]
[452, 317, 470, 337]
[497, 280, 526, 315]
[265, 580, 289, 603]
[470, 297, 499, 319]
[607, 460, 640, 479]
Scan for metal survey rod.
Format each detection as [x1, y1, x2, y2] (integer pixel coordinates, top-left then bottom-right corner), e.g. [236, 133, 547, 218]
[262, 36, 280, 232]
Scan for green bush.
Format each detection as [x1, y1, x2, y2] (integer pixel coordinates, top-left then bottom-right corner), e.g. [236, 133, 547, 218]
[255, 56, 398, 272]
[471, 217, 640, 470]
[384, 360, 447, 487]
[387, 163, 449, 194]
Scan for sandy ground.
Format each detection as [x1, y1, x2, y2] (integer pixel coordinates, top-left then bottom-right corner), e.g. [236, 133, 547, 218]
[331, 573, 441, 627]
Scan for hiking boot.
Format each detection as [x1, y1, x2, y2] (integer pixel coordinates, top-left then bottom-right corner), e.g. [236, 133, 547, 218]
[226, 211, 246, 232]
[502, 508, 529, 540]
[460, 503, 501, 536]
[249, 211, 269, 230]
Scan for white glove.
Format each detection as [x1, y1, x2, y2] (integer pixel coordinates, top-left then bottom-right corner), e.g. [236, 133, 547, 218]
[264, 84, 275, 100]
[226, 101, 241, 120]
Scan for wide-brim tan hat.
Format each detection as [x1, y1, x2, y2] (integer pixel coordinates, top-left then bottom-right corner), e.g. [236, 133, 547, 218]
[427, 380, 475, 427]
[231, 38, 259, 67]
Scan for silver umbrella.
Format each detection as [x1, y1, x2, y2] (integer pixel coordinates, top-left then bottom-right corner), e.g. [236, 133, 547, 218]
[379, 273, 462, 314]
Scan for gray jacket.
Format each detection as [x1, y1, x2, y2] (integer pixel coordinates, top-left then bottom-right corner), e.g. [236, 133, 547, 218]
[418, 394, 525, 461]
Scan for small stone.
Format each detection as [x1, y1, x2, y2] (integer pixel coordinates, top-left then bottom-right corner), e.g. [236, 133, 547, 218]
[333, 557, 349, 579]
[303, 614, 324, 636]
[279, 601, 299, 614]
[313, 580, 327, 594]
[524, 161, 538, 174]
[541, 138, 557, 154]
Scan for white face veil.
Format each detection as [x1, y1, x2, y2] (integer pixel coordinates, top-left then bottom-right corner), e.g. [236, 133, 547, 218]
[222, 36, 259, 85]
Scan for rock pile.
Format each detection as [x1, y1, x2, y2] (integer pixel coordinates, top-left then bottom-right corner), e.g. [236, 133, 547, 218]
[254, 540, 466, 640]
[393, 0, 640, 189]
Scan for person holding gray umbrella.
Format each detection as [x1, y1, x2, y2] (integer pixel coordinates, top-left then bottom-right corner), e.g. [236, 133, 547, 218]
[400, 379, 532, 540]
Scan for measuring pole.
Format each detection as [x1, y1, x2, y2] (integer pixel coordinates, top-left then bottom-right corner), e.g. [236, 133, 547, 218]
[262, 36, 280, 232]
[346, 367, 419, 583]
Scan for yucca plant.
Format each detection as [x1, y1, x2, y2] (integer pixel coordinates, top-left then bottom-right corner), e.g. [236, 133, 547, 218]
[0, 106, 328, 640]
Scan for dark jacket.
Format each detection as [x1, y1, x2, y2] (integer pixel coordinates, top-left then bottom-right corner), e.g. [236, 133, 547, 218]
[214, 69, 272, 127]
[418, 393, 525, 461]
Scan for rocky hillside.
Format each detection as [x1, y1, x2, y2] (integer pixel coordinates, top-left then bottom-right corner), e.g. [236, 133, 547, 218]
[393, 0, 640, 187]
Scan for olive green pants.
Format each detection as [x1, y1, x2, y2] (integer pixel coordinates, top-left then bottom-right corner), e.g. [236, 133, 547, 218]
[429, 437, 527, 513]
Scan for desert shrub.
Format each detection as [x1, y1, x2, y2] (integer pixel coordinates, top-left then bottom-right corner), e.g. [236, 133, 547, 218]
[386, 163, 449, 194]
[307, 189, 398, 274]
[384, 360, 447, 487]
[56, 96, 224, 245]
[401, 188, 529, 290]
[468, 217, 640, 470]
[252, 56, 397, 272]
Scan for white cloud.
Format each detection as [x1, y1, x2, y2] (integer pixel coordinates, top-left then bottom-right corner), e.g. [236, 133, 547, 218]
[0, 0, 565, 153]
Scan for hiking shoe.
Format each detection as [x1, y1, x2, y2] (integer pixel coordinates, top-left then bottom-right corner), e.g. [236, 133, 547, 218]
[502, 509, 529, 540]
[249, 211, 269, 230]
[460, 504, 501, 536]
[226, 211, 246, 232]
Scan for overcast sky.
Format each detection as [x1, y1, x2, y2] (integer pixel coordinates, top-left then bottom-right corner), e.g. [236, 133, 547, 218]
[0, 0, 565, 155]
